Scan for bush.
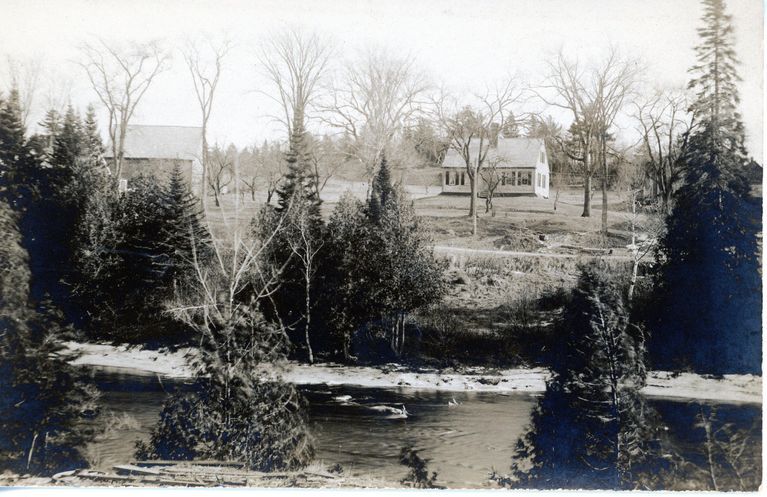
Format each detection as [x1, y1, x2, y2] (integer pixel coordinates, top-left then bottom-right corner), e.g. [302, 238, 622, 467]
[400, 446, 440, 489]
[136, 380, 314, 471]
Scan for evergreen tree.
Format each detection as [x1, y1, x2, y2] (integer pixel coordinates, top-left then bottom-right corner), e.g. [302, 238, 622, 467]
[511, 265, 662, 489]
[649, 0, 761, 374]
[275, 106, 321, 219]
[51, 106, 84, 170]
[257, 107, 325, 359]
[158, 165, 213, 288]
[368, 152, 395, 223]
[322, 154, 444, 361]
[82, 104, 106, 170]
[0, 89, 37, 212]
[38, 109, 61, 161]
[501, 111, 520, 138]
[0, 199, 98, 475]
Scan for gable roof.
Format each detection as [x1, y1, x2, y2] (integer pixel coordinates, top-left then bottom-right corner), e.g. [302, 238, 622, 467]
[442, 137, 544, 169]
[107, 125, 203, 161]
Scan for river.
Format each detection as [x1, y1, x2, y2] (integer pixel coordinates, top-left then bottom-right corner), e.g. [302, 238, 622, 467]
[82, 367, 762, 489]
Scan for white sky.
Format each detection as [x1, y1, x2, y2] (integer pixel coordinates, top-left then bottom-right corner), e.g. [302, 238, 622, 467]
[0, 0, 763, 161]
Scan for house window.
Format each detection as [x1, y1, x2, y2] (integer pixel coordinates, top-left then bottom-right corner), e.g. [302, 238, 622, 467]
[445, 171, 453, 185]
[118, 178, 128, 193]
[501, 173, 506, 186]
[520, 172, 531, 186]
[460, 172, 465, 186]
[540, 151, 545, 163]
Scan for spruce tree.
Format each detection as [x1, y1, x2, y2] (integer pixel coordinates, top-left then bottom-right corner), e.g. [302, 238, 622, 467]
[649, 0, 761, 374]
[258, 106, 325, 359]
[275, 106, 321, 219]
[159, 165, 213, 288]
[38, 109, 61, 161]
[82, 104, 106, 170]
[51, 106, 83, 170]
[368, 152, 395, 224]
[0, 90, 36, 211]
[512, 264, 662, 489]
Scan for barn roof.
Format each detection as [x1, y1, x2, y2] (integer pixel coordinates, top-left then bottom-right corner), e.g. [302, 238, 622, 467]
[442, 137, 544, 169]
[107, 125, 203, 161]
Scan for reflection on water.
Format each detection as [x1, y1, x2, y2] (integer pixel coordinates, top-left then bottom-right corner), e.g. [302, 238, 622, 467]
[81, 367, 762, 489]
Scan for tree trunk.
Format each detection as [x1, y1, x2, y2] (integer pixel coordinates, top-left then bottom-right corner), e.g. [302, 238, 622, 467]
[201, 124, 208, 210]
[627, 194, 639, 304]
[601, 176, 608, 235]
[470, 171, 478, 236]
[305, 272, 314, 364]
[601, 138, 608, 234]
[468, 174, 477, 217]
[27, 431, 39, 470]
[582, 174, 592, 217]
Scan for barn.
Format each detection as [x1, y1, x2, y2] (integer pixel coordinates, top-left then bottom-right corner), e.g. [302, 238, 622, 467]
[106, 125, 203, 194]
[441, 137, 550, 198]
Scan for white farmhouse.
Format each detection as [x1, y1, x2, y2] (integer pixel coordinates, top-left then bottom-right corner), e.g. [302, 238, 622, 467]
[441, 137, 550, 198]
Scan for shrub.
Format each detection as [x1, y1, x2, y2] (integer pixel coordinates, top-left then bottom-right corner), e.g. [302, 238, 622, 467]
[400, 446, 440, 489]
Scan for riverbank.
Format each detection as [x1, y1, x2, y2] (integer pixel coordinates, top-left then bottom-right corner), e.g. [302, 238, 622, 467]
[64, 341, 763, 404]
[3, 461, 388, 488]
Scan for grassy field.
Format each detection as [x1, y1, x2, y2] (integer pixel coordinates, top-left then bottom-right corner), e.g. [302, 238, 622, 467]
[205, 184, 642, 251]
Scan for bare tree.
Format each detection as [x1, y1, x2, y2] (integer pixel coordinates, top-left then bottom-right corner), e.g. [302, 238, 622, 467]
[184, 36, 231, 208]
[286, 207, 324, 364]
[208, 144, 235, 207]
[4, 55, 41, 127]
[251, 140, 287, 205]
[238, 145, 260, 202]
[591, 49, 638, 233]
[536, 49, 637, 224]
[321, 49, 429, 183]
[79, 39, 169, 186]
[480, 156, 504, 217]
[307, 135, 343, 197]
[632, 88, 694, 213]
[258, 28, 333, 137]
[432, 80, 523, 236]
[623, 189, 663, 303]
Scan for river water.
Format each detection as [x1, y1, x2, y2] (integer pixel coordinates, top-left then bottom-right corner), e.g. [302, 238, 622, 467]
[83, 367, 762, 489]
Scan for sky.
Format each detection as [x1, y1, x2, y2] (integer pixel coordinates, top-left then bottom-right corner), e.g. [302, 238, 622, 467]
[0, 0, 763, 161]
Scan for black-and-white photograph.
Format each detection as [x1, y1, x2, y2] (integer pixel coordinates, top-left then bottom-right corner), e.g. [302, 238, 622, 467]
[0, 0, 762, 491]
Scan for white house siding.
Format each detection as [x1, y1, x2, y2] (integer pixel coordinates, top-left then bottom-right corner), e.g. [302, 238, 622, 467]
[440, 137, 550, 198]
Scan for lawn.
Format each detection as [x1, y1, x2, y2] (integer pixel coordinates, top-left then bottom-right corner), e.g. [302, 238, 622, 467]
[204, 183, 643, 253]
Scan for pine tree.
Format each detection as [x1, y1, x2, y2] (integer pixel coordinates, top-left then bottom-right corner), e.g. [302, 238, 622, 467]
[649, 0, 761, 374]
[512, 264, 662, 489]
